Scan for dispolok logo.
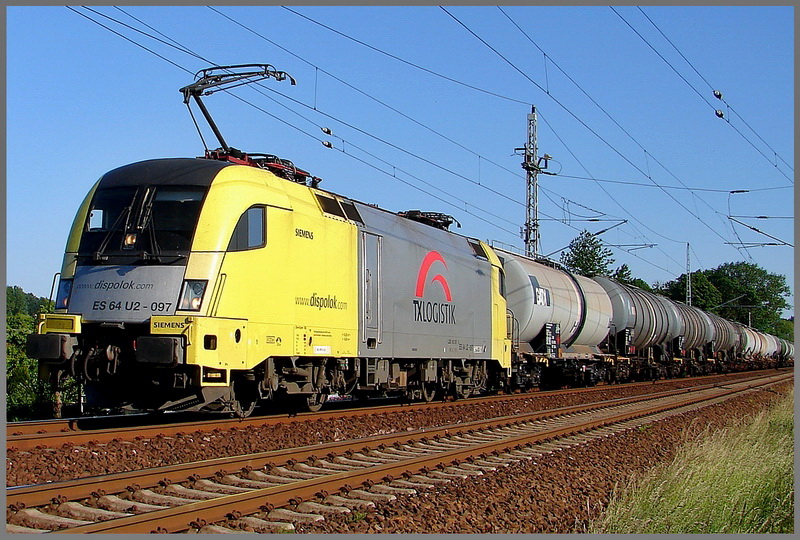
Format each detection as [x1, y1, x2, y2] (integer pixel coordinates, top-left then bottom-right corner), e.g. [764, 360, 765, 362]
[413, 250, 456, 324]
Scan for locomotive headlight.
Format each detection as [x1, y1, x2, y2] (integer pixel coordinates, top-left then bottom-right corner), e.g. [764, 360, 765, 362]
[123, 233, 138, 249]
[55, 278, 73, 310]
[179, 280, 207, 311]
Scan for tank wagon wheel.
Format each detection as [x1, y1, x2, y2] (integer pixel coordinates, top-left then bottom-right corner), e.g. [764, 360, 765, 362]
[421, 382, 438, 403]
[305, 392, 328, 413]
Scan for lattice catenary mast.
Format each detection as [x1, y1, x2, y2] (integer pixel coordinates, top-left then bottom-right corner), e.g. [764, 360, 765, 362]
[517, 106, 550, 258]
[686, 242, 692, 306]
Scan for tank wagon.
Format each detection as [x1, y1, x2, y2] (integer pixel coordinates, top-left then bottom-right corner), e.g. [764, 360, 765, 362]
[26, 153, 791, 416]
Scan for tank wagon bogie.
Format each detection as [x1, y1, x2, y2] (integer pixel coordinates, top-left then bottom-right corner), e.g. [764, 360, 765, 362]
[27, 155, 792, 416]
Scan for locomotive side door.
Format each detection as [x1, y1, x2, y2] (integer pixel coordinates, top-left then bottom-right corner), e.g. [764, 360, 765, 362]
[361, 231, 382, 349]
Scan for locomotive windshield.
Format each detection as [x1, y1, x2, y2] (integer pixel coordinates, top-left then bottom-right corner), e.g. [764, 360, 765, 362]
[78, 185, 207, 263]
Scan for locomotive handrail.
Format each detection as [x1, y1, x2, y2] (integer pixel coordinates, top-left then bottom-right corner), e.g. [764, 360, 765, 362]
[506, 308, 520, 348]
[47, 272, 61, 310]
[209, 272, 227, 318]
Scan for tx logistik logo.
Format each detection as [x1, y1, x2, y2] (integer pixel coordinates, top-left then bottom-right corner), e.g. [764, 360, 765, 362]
[413, 250, 456, 325]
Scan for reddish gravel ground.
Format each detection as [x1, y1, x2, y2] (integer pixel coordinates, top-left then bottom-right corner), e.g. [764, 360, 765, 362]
[295, 381, 793, 534]
[4, 372, 783, 487]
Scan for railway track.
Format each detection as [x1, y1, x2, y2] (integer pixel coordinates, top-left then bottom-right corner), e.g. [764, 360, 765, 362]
[6, 371, 791, 533]
[6, 370, 780, 451]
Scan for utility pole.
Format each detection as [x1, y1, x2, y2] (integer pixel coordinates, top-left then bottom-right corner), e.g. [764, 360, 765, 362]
[686, 243, 692, 306]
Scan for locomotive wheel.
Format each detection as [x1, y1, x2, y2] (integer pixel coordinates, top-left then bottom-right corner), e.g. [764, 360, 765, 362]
[421, 382, 438, 403]
[233, 396, 257, 418]
[305, 392, 328, 413]
[447, 381, 466, 400]
[232, 380, 259, 418]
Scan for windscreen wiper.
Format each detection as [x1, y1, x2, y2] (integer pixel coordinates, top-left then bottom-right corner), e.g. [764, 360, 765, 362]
[92, 202, 134, 261]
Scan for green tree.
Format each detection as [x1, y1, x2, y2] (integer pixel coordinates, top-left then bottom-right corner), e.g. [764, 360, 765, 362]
[774, 317, 794, 342]
[6, 285, 52, 316]
[702, 262, 791, 334]
[659, 271, 723, 311]
[612, 263, 652, 291]
[560, 230, 615, 277]
[6, 313, 45, 414]
[6, 286, 64, 419]
[630, 278, 653, 292]
[612, 263, 634, 285]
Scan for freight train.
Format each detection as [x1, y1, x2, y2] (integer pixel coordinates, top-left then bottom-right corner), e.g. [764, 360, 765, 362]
[26, 65, 792, 416]
[26, 153, 793, 416]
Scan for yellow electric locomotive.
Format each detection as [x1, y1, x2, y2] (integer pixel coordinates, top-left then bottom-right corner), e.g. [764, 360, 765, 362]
[27, 151, 511, 415]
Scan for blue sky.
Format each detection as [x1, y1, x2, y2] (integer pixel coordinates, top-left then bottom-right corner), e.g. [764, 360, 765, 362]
[6, 5, 794, 313]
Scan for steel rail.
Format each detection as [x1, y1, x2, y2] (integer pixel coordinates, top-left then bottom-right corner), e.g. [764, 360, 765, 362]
[5, 385, 690, 507]
[6, 370, 781, 449]
[8, 373, 789, 510]
[46, 372, 791, 533]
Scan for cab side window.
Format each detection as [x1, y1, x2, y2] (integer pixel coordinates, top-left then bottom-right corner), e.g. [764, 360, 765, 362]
[228, 206, 265, 251]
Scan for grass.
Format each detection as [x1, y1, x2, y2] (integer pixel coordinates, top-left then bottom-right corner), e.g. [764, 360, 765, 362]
[346, 510, 368, 523]
[589, 391, 794, 533]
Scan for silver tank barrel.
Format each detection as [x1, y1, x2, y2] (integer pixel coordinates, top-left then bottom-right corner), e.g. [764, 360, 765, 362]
[707, 312, 737, 353]
[499, 250, 612, 347]
[674, 302, 704, 351]
[740, 326, 758, 356]
[593, 276, 678, 349]
[655, 295, 685, 341]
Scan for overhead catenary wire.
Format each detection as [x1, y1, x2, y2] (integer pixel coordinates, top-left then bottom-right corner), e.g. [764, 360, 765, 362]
[636, 6, 794, 174]
[496, 4, 746, 229]
[74, 9, 677, 277]
[274, 5, 744, 274]
[272, 4, 738, 244]
[279, 5, 533, 108]
[87, 8, 600, 271]
[278, 5, 789, 275]
[67, 6, 526, 239]
[557, 174, 790, 193]
[443, 8, 737, 244]
[536, 111, 688, 272]
[111, 4, 529, 224]
[106, 3, 540, 216]
[611, 6, 793, 185]
[726, 217, 793, 247]
[209, 6, 565, 221]
[209, 5, 684, 269]
[66, 6, 193, 75]
[440, 7, 739, 270]
[502, 6, 789, 260]
[728, 215, 793, 220]
[71, 7, 543, 243]
[64, 8, 662, 276]
[67, 6, 780, 280]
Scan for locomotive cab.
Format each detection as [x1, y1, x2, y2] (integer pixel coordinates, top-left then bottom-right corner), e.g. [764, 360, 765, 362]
[28, 157, 360, 415]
